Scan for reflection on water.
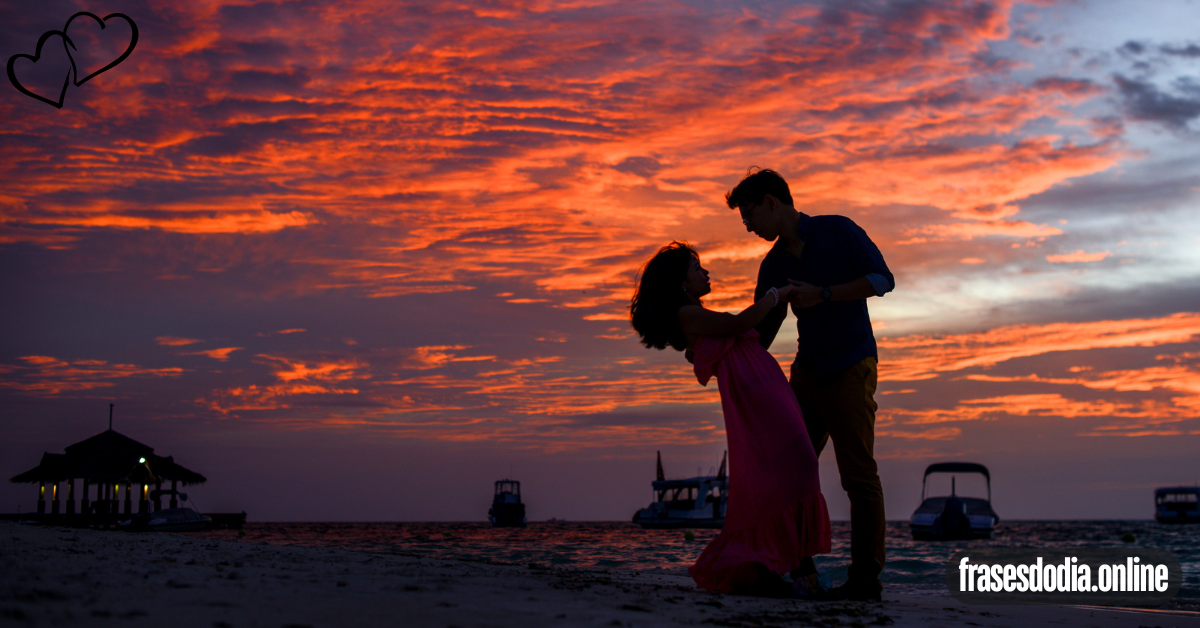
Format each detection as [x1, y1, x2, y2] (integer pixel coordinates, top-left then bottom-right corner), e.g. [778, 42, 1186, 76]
[184, 520, 1198, 596]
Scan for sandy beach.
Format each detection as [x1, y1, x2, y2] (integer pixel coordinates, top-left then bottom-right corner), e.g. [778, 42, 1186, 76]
[2, 521, 1198, 628]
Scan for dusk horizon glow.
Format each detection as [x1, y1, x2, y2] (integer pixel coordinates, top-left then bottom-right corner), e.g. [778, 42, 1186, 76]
[3, 0, 1198, 522]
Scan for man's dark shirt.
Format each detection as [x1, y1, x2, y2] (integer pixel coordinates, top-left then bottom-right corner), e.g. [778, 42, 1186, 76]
[754, 212, 894, 375]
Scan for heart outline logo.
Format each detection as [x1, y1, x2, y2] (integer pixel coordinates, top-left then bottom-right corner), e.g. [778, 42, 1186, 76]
[6, 30, 75, 109]
[62, 12, 139, 87]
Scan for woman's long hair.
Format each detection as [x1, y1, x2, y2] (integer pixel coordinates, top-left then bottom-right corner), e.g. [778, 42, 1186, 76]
[630, 241, 698, 351]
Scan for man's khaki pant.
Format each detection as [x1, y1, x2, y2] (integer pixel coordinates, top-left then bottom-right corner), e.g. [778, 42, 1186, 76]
[791, 357, 886, 591]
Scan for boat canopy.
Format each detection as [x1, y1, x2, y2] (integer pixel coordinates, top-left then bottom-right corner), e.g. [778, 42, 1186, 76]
[922, 462, 990, 502]
[494, 479, 520, 495]
[1155, 486, 1199, 495]
[923, 462, 989, 479]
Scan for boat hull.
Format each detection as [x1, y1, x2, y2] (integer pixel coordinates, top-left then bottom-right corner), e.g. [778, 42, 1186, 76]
[120, 508, 212, 532]
[633, 515, 723, 529]
[909, 524, 993, 540]
[488, 503, 526, 528]
[909, 495, 997, 541]
[1155, 513, 1200, 524]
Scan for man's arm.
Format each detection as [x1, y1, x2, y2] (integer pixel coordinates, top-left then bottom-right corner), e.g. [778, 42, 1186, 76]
[753, 258, 788, 349]
[787, 276, 877, 308]
[789, 217, 893, 308]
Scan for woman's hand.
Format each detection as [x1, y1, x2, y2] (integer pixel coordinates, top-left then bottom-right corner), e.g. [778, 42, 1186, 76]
[776, 283, 798, 305]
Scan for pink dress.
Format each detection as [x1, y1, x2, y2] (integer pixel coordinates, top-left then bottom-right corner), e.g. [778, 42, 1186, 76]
[687, 330, 831, 593]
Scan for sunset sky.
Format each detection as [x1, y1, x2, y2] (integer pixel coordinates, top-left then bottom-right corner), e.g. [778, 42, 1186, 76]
[2, 0, 1198, 522]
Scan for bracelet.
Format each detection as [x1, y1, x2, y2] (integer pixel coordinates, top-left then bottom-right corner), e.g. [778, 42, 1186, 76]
[767, 287, 779, 306]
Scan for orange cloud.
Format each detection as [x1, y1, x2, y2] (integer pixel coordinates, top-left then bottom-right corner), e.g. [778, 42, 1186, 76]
[199, 383, 362, 415]
[0, 356, 183, 396]
[1046, 250, 1110, 263]
[256, 355, 368, 382]
[402, 346, 496, 370]
[182, 347, 243, 361]
[880, 313, 1200, 381]
[156, 336, 202, 346]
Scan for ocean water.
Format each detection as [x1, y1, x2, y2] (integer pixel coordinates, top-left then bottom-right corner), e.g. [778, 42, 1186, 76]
[184, 520, 1199, 596]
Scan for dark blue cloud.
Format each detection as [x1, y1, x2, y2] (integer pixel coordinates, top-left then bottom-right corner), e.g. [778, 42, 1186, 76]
[1113, 74, 1200, 132]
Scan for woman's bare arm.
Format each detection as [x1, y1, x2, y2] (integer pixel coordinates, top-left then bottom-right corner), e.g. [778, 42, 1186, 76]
[678, 285, 793, 337]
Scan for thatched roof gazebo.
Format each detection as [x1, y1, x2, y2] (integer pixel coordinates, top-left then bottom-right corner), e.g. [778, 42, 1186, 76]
[10, 426, 206, 518]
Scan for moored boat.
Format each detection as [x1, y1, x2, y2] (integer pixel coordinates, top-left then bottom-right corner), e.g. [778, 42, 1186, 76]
[910, 462, 998, 540]
[1155, 486, 1200, 524]
[120, 507, 211, 532]
[488, 479, 526, 527]
[632, 451, 727, 529]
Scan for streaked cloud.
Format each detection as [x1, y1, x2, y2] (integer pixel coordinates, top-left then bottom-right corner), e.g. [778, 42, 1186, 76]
[156, 336, 202, 346]
[879, 313, 1200, 381]
[182, 347, 243, 361]
[1046, 249, 1110, 263]
[0, 356, 184, 396]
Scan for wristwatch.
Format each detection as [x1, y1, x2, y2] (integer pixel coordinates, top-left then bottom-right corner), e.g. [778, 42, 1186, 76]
[821, 286, 833, 303]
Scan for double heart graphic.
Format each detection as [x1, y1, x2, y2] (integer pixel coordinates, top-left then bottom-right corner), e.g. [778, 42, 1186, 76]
[7, 12, 139, 109]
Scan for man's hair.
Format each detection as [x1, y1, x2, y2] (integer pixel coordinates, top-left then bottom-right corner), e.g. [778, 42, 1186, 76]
[629, 241, 697, 352]
[725, 168, 794, 209]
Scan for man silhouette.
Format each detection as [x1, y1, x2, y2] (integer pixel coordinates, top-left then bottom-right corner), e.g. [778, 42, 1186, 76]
[726, 168, 894, 601]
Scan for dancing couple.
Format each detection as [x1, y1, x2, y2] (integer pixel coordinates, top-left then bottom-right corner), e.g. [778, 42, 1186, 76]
[630, 169, 894, 601]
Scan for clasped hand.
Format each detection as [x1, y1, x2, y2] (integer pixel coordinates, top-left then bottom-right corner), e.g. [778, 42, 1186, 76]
[780, 279, 823, 309]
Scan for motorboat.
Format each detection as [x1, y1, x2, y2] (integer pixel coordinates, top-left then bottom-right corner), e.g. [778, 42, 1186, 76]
[120, 507, 211, 532]
[909, 462, 998, 540]
[632, 451, 727, 529]
[1155, 486, 1200, 524]
[488, 479, 526, 527]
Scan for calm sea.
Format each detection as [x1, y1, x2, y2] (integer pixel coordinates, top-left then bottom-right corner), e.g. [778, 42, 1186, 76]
[184, 521, 1199, 596]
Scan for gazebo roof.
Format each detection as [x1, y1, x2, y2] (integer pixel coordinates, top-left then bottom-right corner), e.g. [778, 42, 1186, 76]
[10, 429, 206, 486]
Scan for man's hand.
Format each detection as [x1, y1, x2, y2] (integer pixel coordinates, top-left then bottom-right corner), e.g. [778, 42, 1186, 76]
[787, 280, 823, 308]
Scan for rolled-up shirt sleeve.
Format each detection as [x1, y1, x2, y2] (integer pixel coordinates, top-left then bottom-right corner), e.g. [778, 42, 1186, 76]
[866, 273, 892, 296]
[840, 217, 894, 295]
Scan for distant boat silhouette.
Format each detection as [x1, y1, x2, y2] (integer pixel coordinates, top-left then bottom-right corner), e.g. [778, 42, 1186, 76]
[488, 479, 526, 527]
[632, 451, 727, 529]
[1155, 486, 1200, 524]
[909, 462, 998, 540]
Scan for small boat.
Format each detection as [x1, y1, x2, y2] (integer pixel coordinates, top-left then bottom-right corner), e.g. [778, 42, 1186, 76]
[120, 507, 211, 532]
[910, 462, 998, 540]
[1155, 486, 1200, 524]
[632, 451, 727, 529]
[488, 479, 527, 527]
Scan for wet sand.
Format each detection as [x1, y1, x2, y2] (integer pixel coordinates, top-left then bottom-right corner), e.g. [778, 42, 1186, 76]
[2, 521, 1198, 628]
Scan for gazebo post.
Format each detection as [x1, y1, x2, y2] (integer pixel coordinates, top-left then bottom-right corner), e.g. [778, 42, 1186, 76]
[51, 482, 60, 515]
[37, 482, 45, 514]
[123, 483, 132, 514]
[66, 479, 75, 515]
[81, 479, 90, 516]
[156, 479, 164, 511]
[169, 480, 177, 509]
[139, 484, 148, 514]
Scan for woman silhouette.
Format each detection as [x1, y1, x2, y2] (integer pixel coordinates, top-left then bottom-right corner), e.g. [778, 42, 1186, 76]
[630, 242, 830, 597]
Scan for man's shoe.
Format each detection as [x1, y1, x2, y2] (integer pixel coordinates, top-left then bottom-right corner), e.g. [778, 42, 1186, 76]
[819, 581, 882, 602]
